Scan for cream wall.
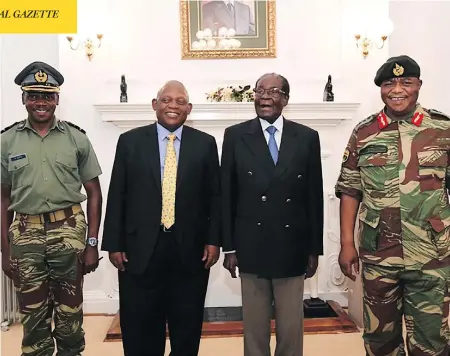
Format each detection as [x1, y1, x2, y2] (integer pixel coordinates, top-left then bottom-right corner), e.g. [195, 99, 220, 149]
[389, 0, 450, 115]
[1, 0, 448, 314]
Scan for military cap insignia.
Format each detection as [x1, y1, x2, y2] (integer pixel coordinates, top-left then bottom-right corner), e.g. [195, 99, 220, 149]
[412, 112, 424, 126]
[377, 112, 388, 129]
[34, 70, 48, 83]
[342, 148, 350, 163]
[393, 63, 404, 76]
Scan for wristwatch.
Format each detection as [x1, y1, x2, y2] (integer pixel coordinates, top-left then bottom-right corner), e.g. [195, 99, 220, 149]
[87, 237, 98, 247]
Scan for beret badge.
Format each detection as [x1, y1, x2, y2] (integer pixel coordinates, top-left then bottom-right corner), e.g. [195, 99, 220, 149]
[393, 63, 404, 77]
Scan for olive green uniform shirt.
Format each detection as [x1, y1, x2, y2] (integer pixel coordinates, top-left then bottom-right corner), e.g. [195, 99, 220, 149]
[1, 118, 102, 215]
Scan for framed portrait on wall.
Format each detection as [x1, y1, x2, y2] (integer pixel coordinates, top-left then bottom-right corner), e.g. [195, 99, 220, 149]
[180, 0, 276, 59]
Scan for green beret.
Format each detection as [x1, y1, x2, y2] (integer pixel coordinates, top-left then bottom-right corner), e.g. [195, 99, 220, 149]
[14, 61, 64, 93]
[374, 55, 420, 87]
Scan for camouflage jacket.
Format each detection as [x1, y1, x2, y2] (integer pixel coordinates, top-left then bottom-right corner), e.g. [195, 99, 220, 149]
[335, 104, 450, 270]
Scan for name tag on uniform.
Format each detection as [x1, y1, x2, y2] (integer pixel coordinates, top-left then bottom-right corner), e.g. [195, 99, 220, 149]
[359, 145, 388, 155]
[10, 154, 27, 162]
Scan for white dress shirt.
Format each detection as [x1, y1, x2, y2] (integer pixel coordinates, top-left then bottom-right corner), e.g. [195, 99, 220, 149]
[259, 115, 283, 149]
[224, 115, 283, 254]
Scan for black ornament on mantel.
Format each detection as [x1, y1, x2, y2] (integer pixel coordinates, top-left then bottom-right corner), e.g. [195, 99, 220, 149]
[120, 75, 128, 103]
[323, 74, 334, 102]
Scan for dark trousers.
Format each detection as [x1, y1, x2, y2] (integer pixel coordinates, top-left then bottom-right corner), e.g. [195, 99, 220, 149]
[118, 229, 209, 356]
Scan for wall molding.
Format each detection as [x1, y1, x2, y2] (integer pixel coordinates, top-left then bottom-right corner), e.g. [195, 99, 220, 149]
[94, 102, 360, 130]
[84, 291, 350, 315]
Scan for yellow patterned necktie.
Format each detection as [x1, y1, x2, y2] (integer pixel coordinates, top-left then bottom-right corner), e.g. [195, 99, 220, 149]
[161, 134, 177, 229]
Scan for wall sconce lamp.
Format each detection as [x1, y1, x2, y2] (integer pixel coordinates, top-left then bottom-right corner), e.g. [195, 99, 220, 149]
[66, 34, 103, 61]
[354, 34, 388, 59]
[353, 18, 393, 58]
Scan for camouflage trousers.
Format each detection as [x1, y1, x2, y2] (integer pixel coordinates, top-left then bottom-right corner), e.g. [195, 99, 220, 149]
[9, 210, 87, 356]
[362, 263, 450, 356]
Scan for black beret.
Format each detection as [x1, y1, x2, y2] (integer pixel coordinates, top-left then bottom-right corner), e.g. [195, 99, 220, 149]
[374, 55, 420, 86]
[14, 61, 64, 93]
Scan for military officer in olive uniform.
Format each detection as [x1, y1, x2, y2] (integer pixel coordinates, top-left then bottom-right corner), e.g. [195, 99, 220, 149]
[1, 61, 103, 356]
[336, 55, 450, 355]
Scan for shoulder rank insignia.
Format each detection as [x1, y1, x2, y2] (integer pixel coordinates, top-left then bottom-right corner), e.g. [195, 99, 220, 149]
[412, 112, 424, 126]
[428, 109, 450, 120]
[65, 121, 86, 134]
[377, 112, 388, 129]
[1, 120, 25, 134]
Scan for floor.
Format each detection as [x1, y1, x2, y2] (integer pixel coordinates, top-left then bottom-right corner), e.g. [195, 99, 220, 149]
[2, 316, 366, 355]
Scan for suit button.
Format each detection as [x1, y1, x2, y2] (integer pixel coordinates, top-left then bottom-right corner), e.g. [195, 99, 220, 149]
[297, 174, 302, 179]
[257, 222, 262, 226]
[285, 224, 290, 228]
[248, 171, 252, 176]
[261, 196, 267, 202]
[286, 198, 291, 203]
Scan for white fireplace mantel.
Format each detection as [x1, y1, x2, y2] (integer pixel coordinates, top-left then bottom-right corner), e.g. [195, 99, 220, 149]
[88, 101, 362, 312]
[94, 102, 360, 130]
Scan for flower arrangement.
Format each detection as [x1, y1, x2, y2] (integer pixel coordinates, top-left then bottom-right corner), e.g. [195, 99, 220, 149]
[206, 85, 254, 102]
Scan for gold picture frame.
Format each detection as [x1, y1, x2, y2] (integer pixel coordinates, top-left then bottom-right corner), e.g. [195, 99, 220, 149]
[180, 0, 276, 60]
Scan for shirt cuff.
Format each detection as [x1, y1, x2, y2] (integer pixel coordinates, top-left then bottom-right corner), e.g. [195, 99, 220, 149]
[223, 250, 236, 254]
[335, 186, 362, 201]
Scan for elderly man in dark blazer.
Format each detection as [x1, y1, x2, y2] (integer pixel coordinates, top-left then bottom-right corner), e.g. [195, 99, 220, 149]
[220, 73, 324, 356]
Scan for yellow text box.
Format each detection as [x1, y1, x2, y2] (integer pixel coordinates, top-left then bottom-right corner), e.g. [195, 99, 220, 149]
[0, 0, 77, 34]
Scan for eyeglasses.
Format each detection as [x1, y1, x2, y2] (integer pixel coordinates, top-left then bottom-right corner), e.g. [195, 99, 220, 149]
[253, 87, 286, 97]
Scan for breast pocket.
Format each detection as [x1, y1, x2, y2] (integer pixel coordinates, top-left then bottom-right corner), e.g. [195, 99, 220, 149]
[55, 152, 80, 184]
[357, 152, 395, 192]
[417, 150, 447, 192]
[8, 155, 32, 188]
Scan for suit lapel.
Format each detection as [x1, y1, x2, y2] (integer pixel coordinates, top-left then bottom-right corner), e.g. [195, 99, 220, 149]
[176, 126, 195, 191]
[144, 123, 162, 192]
[274, 119, 298, 180]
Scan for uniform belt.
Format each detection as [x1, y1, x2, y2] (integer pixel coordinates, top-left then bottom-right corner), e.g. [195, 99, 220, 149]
[17, 204, 82, 224]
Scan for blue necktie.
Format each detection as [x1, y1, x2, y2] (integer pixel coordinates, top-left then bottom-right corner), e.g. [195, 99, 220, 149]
[266, 126, 278, 164]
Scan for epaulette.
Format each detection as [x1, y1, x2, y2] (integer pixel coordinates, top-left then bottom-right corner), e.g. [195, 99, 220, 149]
[427, 109, 450, 120]
[1, 120, 25, 134]
[65, 121, 86, 134]
[354, 114, 377, 131]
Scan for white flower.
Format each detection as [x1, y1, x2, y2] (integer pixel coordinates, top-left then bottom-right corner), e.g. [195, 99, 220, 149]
[205, 84, 254, 102]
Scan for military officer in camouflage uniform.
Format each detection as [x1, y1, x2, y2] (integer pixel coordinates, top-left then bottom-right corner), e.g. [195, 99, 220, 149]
[335, 55, 450, 356]
[1, 61, 103, 356]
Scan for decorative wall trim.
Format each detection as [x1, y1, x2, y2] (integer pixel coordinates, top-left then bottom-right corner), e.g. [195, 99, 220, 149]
[94, 102, 360, 130]
[82, 290, 111, 314]
[85, 291, 350, 316]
